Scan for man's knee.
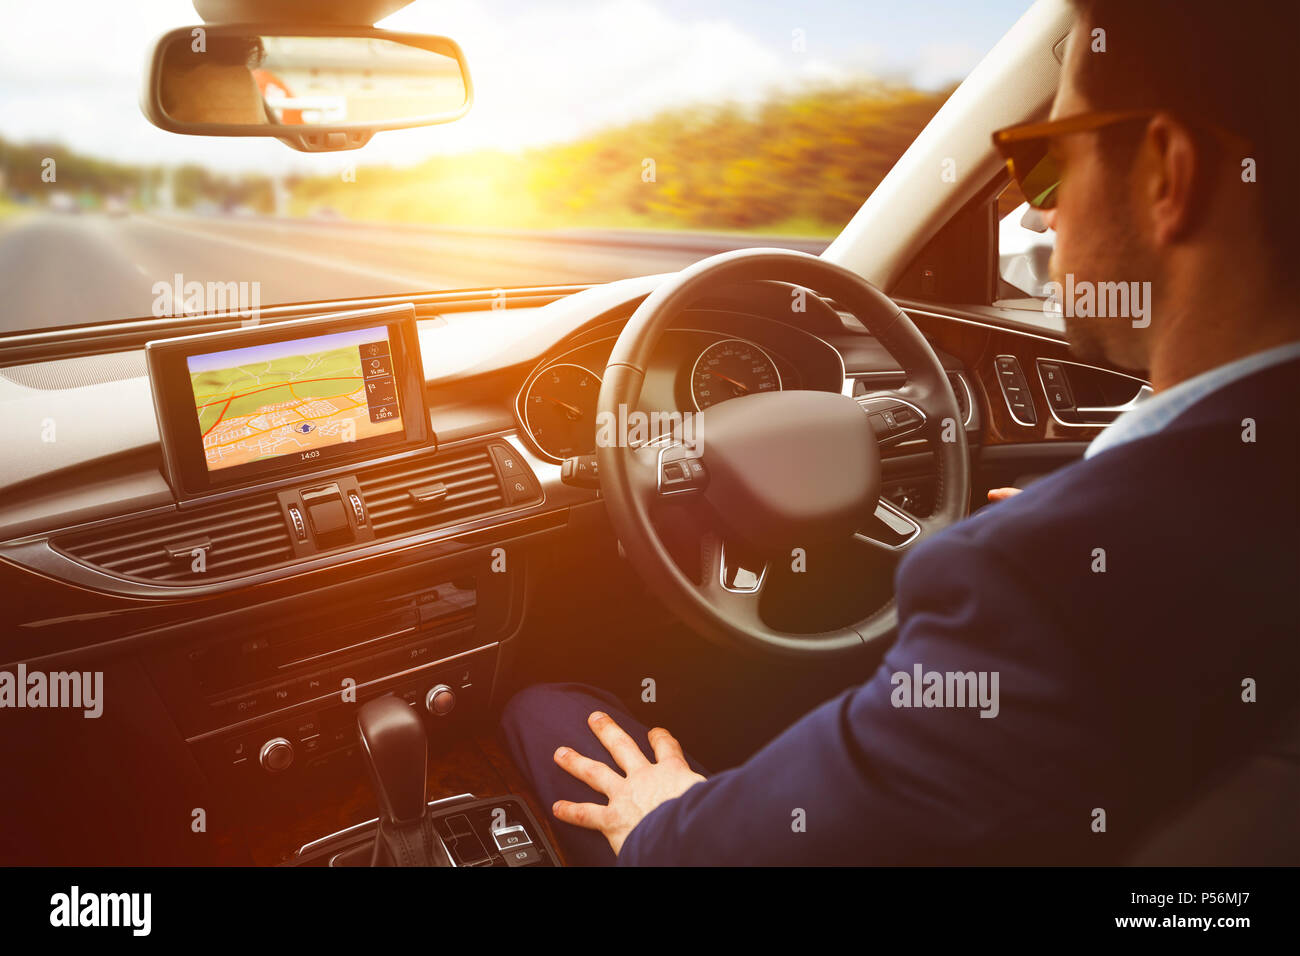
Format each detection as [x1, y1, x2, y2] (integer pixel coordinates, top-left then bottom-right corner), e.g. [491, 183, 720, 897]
[500, 682, 614, 741]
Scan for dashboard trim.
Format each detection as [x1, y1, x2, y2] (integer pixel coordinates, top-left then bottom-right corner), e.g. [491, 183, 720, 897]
[0, 431, 589, 602]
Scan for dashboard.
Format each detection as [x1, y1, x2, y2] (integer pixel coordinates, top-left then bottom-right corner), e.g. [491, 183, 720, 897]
[0, 272, 1016, 640]
[515, 310, 846, 462]
[0, 271, 1136, 865]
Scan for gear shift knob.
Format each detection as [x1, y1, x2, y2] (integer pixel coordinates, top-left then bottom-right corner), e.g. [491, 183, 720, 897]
[357, 695, 429, 824]
[356, 695, 451, 866]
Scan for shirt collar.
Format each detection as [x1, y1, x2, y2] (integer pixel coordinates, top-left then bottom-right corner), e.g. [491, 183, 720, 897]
[1085, 340, 1300, 459]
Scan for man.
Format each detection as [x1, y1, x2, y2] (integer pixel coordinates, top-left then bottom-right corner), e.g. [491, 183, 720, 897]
[159, 36, 268, 126]
[502, 0, 1300, 865]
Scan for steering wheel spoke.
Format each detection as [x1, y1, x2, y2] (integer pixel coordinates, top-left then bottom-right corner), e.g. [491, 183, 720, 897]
[695, 530, 768, 631]
[853, 498, 931, 557]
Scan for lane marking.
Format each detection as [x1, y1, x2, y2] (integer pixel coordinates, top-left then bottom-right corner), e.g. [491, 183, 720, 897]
[137, 215, 443, 289]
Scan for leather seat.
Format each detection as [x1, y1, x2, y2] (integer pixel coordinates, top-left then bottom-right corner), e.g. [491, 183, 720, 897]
[1126, 707, 1300, 865]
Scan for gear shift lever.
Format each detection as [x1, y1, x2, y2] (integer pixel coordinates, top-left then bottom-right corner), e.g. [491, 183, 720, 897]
[356, 695, 452, 867]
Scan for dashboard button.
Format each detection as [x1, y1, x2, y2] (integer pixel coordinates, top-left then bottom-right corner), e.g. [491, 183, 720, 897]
[503, 844, 541, 867]
[491, 445, 526, 478]
[492, 825, 532, 851]
[306, 497, 349, 536]
[503, 474, 538, 504]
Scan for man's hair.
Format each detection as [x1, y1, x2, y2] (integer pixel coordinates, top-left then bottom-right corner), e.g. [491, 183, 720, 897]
[1067, 0, 1299, 266]
[162, 35, 266, 73]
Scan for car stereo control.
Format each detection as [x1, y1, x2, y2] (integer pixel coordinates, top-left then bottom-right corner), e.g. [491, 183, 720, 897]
[260, 737, 295, 773]
[425, 684, 456, 716]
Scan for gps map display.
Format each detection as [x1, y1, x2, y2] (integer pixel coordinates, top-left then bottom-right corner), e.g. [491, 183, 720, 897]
[187, 326, 404, 473]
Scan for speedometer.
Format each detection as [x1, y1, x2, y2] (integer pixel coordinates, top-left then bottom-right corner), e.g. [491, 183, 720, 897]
[522, 362, 602, 459]
[690, 339, 783, 411]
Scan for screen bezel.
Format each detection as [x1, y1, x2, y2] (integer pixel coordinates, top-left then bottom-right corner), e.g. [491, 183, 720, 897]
[146, 305, 432, 501]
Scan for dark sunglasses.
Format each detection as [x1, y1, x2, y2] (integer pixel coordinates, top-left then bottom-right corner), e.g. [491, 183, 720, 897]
[992, 110, 1249, 210]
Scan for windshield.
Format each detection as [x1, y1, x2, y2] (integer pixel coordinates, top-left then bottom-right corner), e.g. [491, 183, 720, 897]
[0, 0, 1031, 334]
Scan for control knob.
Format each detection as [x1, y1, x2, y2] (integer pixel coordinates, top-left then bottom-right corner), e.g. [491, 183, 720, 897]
[259, 736, 295, 773]
[425, 684, 456, 717]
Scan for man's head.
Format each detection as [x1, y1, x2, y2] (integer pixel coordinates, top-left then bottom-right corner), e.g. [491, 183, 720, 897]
[1041, 0, 1298, 379]
[160, 36, 267, 126]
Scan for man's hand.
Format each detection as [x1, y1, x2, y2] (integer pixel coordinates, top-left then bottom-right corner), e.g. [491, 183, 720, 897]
[551, 710, 706, 856]
[987, 487, 1023, 503]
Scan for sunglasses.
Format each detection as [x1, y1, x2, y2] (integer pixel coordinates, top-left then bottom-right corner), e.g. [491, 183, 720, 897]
[992, 110, 1250, 210]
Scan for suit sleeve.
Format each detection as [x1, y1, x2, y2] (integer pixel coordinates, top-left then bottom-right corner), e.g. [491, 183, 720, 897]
[617, 531, 1108, 865]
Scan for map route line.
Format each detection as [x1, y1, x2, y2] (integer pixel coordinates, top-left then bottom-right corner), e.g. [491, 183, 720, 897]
[203, 390, 370, 451]
[194, 375, 362, 408]
[201, 396, 236, 440]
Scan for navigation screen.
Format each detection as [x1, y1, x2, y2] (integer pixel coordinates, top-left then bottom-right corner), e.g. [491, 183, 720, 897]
[187, 326, 404, 473]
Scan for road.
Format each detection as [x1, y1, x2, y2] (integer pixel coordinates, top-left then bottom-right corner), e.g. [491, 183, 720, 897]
[0, 211, 829, 334]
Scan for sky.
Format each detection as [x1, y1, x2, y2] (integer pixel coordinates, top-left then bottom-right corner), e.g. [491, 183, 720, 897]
[0, 0, 1035, 174]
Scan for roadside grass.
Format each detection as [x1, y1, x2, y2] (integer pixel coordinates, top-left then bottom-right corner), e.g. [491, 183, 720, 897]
[290, 83, 951, 239]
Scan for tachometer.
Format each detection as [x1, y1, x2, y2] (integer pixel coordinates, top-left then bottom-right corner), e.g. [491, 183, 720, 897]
[522, 362, 602, 459]
[690, 339, 782, 411]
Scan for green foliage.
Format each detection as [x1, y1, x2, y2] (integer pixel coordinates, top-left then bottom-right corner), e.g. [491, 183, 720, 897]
[295, 83, 953, 234]
[0, 139, 144, 203]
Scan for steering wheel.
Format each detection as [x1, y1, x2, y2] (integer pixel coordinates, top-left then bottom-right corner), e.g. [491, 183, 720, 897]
[597, 248, 970, 657]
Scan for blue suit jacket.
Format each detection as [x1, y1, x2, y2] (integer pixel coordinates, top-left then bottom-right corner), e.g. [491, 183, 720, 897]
[619, 357, 1300, 865]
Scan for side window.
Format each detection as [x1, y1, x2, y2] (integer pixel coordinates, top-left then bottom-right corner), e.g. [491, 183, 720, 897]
[996, 183, 1055, 307]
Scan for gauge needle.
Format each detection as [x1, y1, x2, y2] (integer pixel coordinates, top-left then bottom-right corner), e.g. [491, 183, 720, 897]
[710, 372, 750, 393]
[543, 395, 584, 418]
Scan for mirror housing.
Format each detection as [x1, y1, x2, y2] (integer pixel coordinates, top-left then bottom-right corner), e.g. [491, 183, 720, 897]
[140, 24, 472, 152]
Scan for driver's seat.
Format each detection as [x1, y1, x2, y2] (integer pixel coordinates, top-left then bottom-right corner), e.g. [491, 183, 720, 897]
[1125, 706, 1300, 865]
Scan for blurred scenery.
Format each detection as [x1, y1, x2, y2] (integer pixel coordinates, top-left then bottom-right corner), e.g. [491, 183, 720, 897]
[0, 0, 1032, 332]
[0, 82, 952, 229]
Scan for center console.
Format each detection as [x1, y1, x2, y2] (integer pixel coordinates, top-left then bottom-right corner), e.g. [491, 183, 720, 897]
[293, 793, 560, 867]
[146, 560, 509, 792]
[289, 692, 559, 867]
[133, 303, 561, 865]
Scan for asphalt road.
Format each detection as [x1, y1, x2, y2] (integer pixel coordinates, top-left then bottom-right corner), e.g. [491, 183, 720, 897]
[0, 211, 828, 334]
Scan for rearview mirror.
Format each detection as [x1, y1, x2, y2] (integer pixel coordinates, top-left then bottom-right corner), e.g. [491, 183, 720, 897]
[141, 25, 472, 152]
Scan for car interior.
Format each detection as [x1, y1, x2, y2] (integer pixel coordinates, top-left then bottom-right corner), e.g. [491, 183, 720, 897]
[3, 0, 1281, 868]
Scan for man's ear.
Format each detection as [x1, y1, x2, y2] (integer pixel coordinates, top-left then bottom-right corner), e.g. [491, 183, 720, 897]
[1144, 114, 1203, 247]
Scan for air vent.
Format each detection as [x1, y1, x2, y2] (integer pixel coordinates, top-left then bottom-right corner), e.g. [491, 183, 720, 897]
[56, 496, 292, 583]
[357, 445, 507, 540]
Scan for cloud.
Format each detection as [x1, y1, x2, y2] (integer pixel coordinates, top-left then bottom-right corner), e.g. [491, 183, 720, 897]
[911, 40, 983, 89]
[379, 0, 860, 156]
